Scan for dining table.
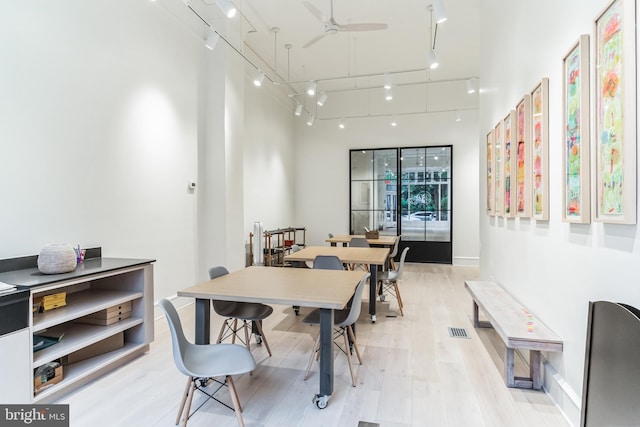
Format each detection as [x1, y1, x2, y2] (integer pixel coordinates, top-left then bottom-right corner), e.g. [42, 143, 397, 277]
[326, 234, 399, 247]
[177, 265, 368, 409]
[283, 245, 390, 323]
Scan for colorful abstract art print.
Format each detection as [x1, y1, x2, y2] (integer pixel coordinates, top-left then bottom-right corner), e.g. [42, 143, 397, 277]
[487, 130, 495, 215]
[503, 111, 516, 218]
[531, 80, 548, 221]
[594, 0, 636, 223]
[515, 96, 531, 218]
[494, 120, 504, 216]
[563, 35, 590, 223]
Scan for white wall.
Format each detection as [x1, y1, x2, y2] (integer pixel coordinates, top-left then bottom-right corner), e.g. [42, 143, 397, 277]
[293, 96, 480, 265]
[479, 1, 640, 425]
[0, 1, 296, 301]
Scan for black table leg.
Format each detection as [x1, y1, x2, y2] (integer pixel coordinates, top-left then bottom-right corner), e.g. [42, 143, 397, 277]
[369, 264, 378, 322]
[195, 298, 210, 345]
[318, 308, 334, 401]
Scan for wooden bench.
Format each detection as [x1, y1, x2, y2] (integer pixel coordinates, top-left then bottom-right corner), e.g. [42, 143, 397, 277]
[464, 280, 563, 390]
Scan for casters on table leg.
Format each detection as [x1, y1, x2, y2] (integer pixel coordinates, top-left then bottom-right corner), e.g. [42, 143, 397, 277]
[255, 334, 263, 345]
[379, 294, 386, 302]
[312, 394, 329, 409]
[371, 314, 376, 323]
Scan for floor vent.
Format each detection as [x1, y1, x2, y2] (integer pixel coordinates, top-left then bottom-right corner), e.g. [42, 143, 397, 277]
[448, 327, 470, 339]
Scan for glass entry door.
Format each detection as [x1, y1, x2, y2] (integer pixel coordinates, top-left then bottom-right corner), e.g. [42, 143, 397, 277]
[349, 146, 452, 264]
[399, 146, 452, 263]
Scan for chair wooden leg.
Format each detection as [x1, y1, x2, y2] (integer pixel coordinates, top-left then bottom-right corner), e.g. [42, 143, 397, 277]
[243, 320, 251, 352]
[343, 329, 357, 387]
[389, 258, 396, 271]
[304, 335, 320, 380]
[346, 325, 363, 365]
[217, 320, 228, 344]
[226, 376, 245, 427]
[231, 319, 238, 344]
[394, 281, 404, 316]
[175, 376, 192, 425]
[254, 320, 272, 356]
[180, 378, 196, 427]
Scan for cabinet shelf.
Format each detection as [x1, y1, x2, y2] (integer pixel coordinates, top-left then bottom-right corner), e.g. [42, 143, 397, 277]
[33, 317, 144, 368]
[33, 289, 143, 331]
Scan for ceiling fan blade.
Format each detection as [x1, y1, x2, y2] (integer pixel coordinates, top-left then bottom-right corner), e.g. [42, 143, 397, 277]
[302, 1, 327, 23]
[303, 32, 328, 48]
[338, 23, 388, 32]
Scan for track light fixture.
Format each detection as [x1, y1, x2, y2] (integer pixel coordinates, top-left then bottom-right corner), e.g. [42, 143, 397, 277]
[433, 0, 447, 24]
[385, 87, 393, 101]
[391, 116, 398, 127]
[427, 49, 439, 69]
[205, 31, 220, 50]
[317, 92, 328, 106]
[253, 71, 265, 87]
[307, 81, 317, 96]
[455, 110, 461, 122]
[215, 0, 237, 18]
[384, 73, 392, 89]
[294, 103, 303, 116]
[339, 119, 345, 129]
[467, 78, 477, 94]
[306, 115, 315, 126]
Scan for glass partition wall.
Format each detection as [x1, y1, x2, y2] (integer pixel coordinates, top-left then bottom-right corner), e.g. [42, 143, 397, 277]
[350, 146, 452, 264]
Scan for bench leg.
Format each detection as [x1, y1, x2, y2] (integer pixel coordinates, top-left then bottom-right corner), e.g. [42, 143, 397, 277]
[473, 301, 492, 328]
[505, 347, 516, 388]
[530, 350, 541, 390]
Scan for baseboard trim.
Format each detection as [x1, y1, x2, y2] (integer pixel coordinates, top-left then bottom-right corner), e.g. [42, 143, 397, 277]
[453, 256, 480, 267]
[542, 356, 581, 427]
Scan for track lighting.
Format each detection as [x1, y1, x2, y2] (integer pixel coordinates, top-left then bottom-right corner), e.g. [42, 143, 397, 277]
[385, 87, 393, 101]
[384, 73, 392, 89]
[294, 103, 303, 116]
[215, 0, 237, 18]
[433, 0, 447, 24]
[317, 92, 328, 106]
[391, 116, 398, 127]
[307, 81, 317, 96]
[306, 115, 315, 126]
[339, 119, 345, 129]
[253, 71, 265, 87]
[427, 49, 439, 69]
[455, 110, 461, 122]
[467, 78, 477, 94]
[205, 31, 220, 50]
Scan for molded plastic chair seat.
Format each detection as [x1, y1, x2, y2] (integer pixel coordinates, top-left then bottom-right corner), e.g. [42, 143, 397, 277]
[158, 298, 256, 427]
[348, 237, 370, 271]
[209, 266, 273, 357]
[302, 272, 370, 387]
[377, 246, 409, 316]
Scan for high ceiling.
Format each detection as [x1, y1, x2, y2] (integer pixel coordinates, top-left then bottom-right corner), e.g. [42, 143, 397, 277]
[164, 0, 481, 118]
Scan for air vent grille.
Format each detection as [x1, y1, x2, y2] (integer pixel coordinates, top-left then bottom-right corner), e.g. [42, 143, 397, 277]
[448, 327, 470, 339]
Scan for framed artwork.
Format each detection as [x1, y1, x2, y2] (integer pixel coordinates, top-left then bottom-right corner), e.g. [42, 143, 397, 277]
[494, 120, 504, 216]
[531, 79, 549, 221]
[503, 111, 516, 218]
[514, 97, 531, 218]
[563, 35, 590, 223]
[487, 129, 495, 215]
[594, 0, 636, 224]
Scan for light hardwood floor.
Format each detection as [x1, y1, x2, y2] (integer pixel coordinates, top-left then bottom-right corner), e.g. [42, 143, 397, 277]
[60, 264, 571, 426]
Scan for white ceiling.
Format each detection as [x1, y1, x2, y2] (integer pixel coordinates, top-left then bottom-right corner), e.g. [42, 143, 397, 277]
[166, 0, 481, 118]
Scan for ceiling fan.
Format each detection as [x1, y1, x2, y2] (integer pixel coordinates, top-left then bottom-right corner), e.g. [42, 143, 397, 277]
[302, 0, 388, 48]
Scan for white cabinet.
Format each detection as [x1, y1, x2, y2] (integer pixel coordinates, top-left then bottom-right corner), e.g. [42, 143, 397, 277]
[0, 328, 32, 403]
[0, 258, 154, 403]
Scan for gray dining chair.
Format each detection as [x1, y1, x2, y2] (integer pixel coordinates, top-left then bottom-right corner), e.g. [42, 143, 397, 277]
[302, 272, 370, 387]
[158, 298, 256, 427]
[348, 237, 370, 271]
[387, 235, 401, 270]
[209, 266, 273, 357]
[377, 246, 409, 316]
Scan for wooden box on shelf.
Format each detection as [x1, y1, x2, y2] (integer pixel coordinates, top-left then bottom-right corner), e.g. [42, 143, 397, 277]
[73, 301, 132, 326]
[34, 361, 63, 393]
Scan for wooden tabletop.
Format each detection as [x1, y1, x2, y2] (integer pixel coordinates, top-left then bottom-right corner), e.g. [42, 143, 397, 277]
[178, 266, 367, 310]
[284, 245, 389, 265]
[326, 234, 398, 246]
